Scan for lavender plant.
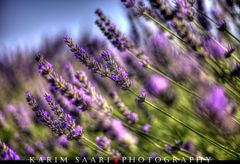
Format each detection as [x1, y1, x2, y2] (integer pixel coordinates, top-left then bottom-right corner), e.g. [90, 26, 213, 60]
[1, 0, 240, 161]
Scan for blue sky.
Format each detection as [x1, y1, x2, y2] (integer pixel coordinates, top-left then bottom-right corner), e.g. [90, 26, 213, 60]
[0, 0, 129, 53]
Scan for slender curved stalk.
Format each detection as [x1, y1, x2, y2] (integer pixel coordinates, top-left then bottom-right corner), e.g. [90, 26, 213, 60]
[144, 16, 240, 103]
[142, 8, 240, 95]
[193, 20, 240, 64]
[108, 99, 203, 159]
[147, 65, 202, 99]
[232, 55, 240, 63]
[143, 12, 186, 44]
[125, 122, 207, 160]
[193, 6, 240, 43]
[126, 46, 202, 99]
[82, 136, 112, 157]
[225, 30, 240, 44]
[128, 89, 240, 158]
[136, 131, 180, 159]
[206, 58, 240, 102]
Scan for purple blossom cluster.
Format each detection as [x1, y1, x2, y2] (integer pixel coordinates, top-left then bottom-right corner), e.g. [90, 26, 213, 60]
[95, 136, 111, 150]
[95, 9, 134, 51]
[0, 141, 21, 160]
[25, 91, 83, 140]
[1, 0, 240, 161]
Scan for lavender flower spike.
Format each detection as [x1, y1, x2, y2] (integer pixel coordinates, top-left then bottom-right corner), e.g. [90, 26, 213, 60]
[0, 140, 21, 160]
[64, 36, 104, 74]
[121, 0, 135, 8]
[110, 91, 138, 124]
[26, 91, 66, 135]
[197, 86, 231, 120]
[196, 86, 237, 133]
[95, 9, 134, 51]
[44, 93, 84, 140]
[75, 71, 112, 113]
[142, 124, 151, 133]
[26, 91, 84, 140]
[110, 119, 138, 146]
[101, 50, 131, 90]
[65, 38, 131, 90]
[95, 136, 111, 150]
[36, 55, 92, 112]
[57, 135, 69, 148]
[145, 75, 169, 96]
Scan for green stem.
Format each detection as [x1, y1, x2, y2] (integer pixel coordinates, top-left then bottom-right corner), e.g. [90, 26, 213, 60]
[111, 100, 203, 159]
[232, 54, 240, 63]
[207, 58, 240, 103]
[126, 123, 207, 159]
[225, 30, 240, 44]
[193, 6, 240, 43]
[194, 20, 240, 64]
[143, 12, 186, 44]
[136, 130, 180, 159]
[147, 65, 202, 99]
[145, 100, 240, 158]
[127, 89, 240, 158]
[82, 136, 112, 157]
[126, 39, 201, 99]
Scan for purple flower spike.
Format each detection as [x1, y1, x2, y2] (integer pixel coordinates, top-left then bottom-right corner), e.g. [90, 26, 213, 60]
[145, 75, 169, 96]
[198, 86, 229, 120]
[217, 20, 227, 31]
[94, 9, 134, 51]
[95, 136, 111, 150]
[26, 91, 84, 139]
[101, 50, 131, 90]
[68, 125, 84, 140]
[36, 55, 92, 111]
[2, 149, 21, 160]
[110, 119, 137, 145]
[24, 145, 35, 156]
[136, 88, 146, 102]
[127, 112, 138, 124]
[64, 37, 103, 74]
[182, 140, 195, 152]
[45, 95, 52, 103]
[38, 62, 52, 74]
[0, 141, 21, 160]
[204, 38, 226, 59]
[142, 124, 151, 133]
[57, 135, 69, 149]
[110, 91, 138, 124]
[121, 0, 135, 8]
[165, 145, 172, 151]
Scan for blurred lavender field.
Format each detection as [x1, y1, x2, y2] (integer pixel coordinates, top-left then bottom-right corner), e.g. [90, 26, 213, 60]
[1, 0, 240, 161]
